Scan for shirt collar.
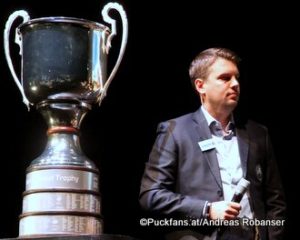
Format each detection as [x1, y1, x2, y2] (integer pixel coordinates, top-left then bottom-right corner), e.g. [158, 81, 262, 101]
[200, 106, 235, 139]
[201, 105, 217, 127]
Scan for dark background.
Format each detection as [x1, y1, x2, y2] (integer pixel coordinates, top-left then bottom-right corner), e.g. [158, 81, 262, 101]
[0, 0, 297, 239]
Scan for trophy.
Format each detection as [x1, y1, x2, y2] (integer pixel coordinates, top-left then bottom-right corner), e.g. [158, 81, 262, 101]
[4, 2, 128, 237]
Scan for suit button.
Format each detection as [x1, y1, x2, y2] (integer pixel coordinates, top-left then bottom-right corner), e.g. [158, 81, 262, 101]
[217, 190, 223, 197]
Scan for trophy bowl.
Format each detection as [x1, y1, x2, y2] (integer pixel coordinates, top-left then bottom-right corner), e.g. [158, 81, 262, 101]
[19, 16, 109, 105]
[5, 3, 128, 108]
[4, 2, 128, 237]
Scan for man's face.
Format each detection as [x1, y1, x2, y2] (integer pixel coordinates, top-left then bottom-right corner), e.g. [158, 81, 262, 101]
[202, 58, 240, 111]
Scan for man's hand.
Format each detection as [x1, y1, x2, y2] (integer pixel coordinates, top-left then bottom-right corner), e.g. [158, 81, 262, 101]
[209, 201, 241, 220]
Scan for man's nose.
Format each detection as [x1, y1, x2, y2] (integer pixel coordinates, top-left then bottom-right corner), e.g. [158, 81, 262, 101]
[231, 77, 239, 87]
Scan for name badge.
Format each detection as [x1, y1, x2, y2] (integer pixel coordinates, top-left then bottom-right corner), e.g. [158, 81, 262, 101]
[198, 139, 215, 152]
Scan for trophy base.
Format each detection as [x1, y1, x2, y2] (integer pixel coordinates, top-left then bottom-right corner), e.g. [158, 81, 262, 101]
[20, 166, 102, 237]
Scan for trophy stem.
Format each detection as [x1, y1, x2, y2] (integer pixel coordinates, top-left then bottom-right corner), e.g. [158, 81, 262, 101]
[19, 100, 103, 236]
[47, 126, 79, 134]
[28, 100, 96, 169]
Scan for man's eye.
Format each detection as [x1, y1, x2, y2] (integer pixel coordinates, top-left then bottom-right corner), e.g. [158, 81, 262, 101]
[219, 75, 231, 81]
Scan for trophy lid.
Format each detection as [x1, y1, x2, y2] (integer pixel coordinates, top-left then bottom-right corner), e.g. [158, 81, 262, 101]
[18, 16, 111, 33]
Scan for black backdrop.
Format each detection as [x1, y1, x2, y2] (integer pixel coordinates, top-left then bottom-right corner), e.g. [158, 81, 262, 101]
[0, 0, 297, 239]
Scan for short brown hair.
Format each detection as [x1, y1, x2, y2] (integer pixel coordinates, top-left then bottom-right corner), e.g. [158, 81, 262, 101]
[189, 48, 241, 88]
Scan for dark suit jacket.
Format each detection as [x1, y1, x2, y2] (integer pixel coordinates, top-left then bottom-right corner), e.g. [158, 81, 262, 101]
[139, 108, 286, 240]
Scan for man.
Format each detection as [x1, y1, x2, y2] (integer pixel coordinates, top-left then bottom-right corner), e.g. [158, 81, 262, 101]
[139, 48, 286, 240]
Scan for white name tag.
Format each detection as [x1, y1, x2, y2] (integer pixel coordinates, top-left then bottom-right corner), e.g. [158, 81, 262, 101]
[198, 139, 215, 152]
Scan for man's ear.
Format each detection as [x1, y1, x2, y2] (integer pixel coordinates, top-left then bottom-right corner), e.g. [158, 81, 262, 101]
[194, 78, 205, 94]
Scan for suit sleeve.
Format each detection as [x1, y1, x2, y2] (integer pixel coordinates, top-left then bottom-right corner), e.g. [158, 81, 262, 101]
[264, 130, 286, 239]
[139, 121, 206, 219]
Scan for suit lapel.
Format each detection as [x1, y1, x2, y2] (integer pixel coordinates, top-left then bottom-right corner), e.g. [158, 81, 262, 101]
[192, 109, 222, 189]
[236, 127, 249, 177]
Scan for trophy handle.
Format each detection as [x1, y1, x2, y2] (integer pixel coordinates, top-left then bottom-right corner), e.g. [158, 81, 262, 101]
[97, 2, 128, 104]
[4, 10, 31, 110]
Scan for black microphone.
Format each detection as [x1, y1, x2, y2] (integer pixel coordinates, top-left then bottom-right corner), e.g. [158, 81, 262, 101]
[231, 178, 250, 203]
[218, 178, 251, 237]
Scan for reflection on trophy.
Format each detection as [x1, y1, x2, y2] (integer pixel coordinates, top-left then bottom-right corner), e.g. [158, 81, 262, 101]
[4, 2, 128, 237]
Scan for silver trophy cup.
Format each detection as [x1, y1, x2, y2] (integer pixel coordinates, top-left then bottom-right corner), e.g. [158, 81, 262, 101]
[4, 2, 128, 237]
